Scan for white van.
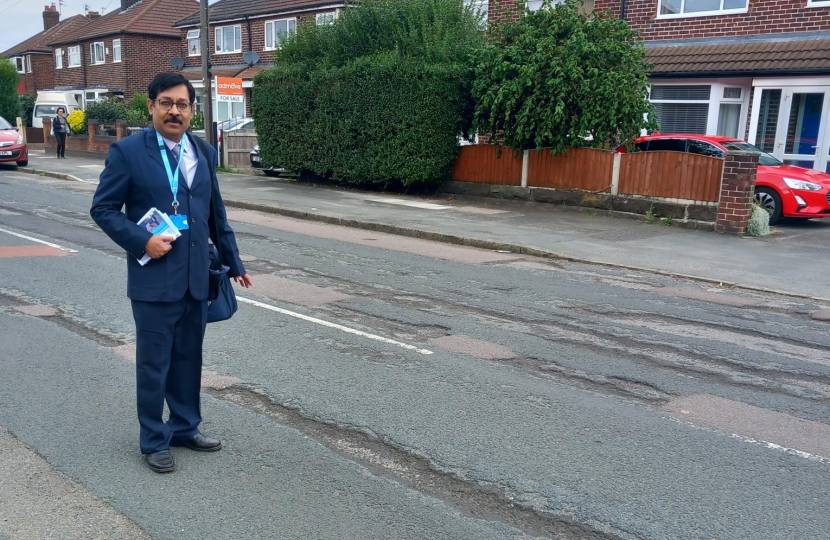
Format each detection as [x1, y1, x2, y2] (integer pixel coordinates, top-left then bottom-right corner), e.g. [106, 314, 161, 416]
[33, 91, 83, 129]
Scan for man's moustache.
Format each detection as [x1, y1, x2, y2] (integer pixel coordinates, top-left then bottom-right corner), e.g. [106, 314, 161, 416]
[164, 117, 183, 125]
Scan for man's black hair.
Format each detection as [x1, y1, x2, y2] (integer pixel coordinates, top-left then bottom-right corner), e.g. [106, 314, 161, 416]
[147, 72, 196, 103]
[57, 107, 65, 114]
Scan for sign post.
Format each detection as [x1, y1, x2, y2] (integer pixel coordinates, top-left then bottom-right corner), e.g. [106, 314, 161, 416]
[215, 77, 244, 167]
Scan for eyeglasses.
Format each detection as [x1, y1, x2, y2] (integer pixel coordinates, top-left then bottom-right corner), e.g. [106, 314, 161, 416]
[153, 99, 193, 112]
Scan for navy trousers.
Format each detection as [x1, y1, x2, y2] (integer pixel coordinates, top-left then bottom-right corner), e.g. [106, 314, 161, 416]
[131, 291, 207, 454]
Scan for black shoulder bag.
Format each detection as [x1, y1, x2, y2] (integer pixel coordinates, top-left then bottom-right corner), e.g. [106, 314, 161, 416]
[193, 135, 238, 323]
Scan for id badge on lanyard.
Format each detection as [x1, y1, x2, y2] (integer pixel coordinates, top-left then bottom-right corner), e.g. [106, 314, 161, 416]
[157, 133, 189, 230]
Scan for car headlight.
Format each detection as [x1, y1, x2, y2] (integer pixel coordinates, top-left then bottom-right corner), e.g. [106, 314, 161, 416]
[16, 135, 24, 146]
[783, 177, 821, 191]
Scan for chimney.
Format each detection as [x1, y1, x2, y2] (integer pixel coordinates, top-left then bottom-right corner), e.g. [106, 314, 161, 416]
[42, 4, 59, 31]
[87, 10, 101, 19]
[121, 0, 142, 11]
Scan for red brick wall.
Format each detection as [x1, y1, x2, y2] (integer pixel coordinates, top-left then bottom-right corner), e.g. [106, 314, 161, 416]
[488, 0, 524, 24]
[594, 0, 830, 42]
[180, 9, 337, 70]
[20, 54, 56, 94]
[52, 35, 181, 100]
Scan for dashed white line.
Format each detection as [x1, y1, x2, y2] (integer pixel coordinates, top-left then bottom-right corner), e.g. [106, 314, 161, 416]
[237, 296, 434, 355]
[0, 227, 78, 253]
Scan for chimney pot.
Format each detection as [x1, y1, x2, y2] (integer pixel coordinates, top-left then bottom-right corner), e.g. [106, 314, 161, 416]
[87, 10, 101, 19]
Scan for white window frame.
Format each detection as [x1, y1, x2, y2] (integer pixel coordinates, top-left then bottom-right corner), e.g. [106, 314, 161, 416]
[26, 55, 32, 73]
[90, 41, 105, 65]
[11, 56, 24, 74]
[55, 48, 63, 69]
[526, 0, 565, 10]
[264, 18, 296, 50]
[68, 46, 81, 68]
[187, 29, 200, 56]
[656, 0, 749, 19]
[648, 79, 750, 138]
[112, 39, 121, 63]
[807, 0, 830, 6]
[315, 11, 338, 25]
[214, 24, 242, 54]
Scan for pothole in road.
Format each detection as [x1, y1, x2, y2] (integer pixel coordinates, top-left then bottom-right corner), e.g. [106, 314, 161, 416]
[207, 384, 628, 540]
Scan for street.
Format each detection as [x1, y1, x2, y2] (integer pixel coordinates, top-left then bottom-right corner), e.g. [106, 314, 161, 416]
[1, 169, 830, 539]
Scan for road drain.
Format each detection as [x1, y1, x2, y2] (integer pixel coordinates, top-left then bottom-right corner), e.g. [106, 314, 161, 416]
[207, 385, 628, 540]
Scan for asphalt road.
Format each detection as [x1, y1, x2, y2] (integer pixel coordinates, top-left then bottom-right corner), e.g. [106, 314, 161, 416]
[1, 171, 830, 539]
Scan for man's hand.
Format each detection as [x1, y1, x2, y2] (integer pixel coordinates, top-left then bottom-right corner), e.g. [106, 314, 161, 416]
[233, 274, 253, 288]
[144, 235, 176, 259]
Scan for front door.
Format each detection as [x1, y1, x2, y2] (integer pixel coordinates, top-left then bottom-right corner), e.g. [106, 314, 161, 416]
[752, 87, 830, 172]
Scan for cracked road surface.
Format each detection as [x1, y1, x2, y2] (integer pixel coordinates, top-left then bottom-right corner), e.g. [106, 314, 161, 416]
[1, 171, 829, 539]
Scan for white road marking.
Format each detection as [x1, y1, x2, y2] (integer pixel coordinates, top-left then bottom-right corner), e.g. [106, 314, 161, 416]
[366, 198, 450, 210]
[0, 226, 78, 253]
[237, 296, 434, 355]
[77, 164, 103, 169]
[667, 416, 830, 464]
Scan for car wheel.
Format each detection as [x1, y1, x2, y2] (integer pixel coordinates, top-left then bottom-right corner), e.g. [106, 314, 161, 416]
[754, 187, 782, 225]
[263, 169, 281, 177]
[16, 160, 28, 167]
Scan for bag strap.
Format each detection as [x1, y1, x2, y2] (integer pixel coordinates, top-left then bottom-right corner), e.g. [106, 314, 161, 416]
[192, 134, 226, 266]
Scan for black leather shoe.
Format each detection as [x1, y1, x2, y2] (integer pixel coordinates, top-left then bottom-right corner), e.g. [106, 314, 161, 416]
[172, 433, 222, 452]
[147, 450, 175, 473]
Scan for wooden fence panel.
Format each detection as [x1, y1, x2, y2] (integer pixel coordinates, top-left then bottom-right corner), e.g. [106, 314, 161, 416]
[619, 151, 723, 202]
[223, 130, 258, 169]
[527, 148, 614, 191]
[25, 127, 44, 144]
[451, 145, 522, 185]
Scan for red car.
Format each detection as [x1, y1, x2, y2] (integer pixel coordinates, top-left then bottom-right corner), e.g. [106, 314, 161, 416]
[0, 116, 28, 167]
[630, 134, 830, 225]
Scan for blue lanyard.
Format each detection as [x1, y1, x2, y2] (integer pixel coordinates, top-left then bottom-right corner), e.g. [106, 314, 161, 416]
[157, 133, 183, 214]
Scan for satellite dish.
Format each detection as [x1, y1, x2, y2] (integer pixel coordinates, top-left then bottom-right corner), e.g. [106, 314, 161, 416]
[243, 51, 260, 67]
[169, 57, 185, 70]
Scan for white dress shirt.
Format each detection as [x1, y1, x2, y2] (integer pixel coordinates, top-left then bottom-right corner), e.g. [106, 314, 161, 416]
[162, 134, 198, 189]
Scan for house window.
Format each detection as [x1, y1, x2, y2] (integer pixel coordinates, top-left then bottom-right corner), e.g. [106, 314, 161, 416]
[658, 0, 748, 18]
[716, 87, 743, 139]
[265, 19, 296, 50]
[187, 29, 200, 56]
[26, 55, 32, 73]
[68, 46, 81, 67]
[11, 57, 24, 73]
[807, 0, 830, 6]
[650, 85, 711, 135]
[55, 49, 63, 69]
[316, 11, 337, 25]
[113, 39, 122, 62]
[90, 42, 105, 65]
[215, 25, 241, 53]
[527, 0, 565, 10]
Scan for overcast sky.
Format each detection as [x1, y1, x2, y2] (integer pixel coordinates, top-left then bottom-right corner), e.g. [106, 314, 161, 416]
[0, 0, 215, 53]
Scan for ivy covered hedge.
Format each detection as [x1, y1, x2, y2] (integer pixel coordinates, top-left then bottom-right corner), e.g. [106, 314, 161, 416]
[252, 0, 483, 189]
[253, 57, 471, 188]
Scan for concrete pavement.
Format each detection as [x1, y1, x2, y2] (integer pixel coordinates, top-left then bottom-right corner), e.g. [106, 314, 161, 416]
[11, 148, 830, 301]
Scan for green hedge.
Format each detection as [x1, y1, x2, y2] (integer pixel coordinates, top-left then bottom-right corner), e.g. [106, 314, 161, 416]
[85, 99, 127, 125]
[253, 55, 471, 188]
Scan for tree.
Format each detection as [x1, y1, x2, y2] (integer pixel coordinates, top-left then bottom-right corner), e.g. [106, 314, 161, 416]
[19, 94, 35, 127]
[473, 0, 656, 154]
[0, 58, 21, 124]
[252, 0, 486, 189]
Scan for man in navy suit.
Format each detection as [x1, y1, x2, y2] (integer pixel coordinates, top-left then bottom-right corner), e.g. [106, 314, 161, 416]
[91, 72, 253, 473]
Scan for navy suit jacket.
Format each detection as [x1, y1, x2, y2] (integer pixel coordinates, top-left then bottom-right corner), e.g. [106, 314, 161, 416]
[90, 128, 245, 302]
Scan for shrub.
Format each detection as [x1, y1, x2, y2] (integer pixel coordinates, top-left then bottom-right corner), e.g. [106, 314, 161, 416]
[746, 203, 771, 237]
[19, 94, 35, 127]
[252, 0, 485, 189]
[190, 109, 204, 130]
[0, 58, 20, 123]
[473, 0, 657, 154]
[85, 99, 128, 125]
[67, 110, 87, 134]
[126, 108, 149, 127]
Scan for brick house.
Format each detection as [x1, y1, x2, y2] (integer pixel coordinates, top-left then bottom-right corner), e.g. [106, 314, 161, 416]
[0, 5, 90, 96]
[46, 0, 198, 104]
[592, 0, 830, 174]
[173, 0, 344, 122]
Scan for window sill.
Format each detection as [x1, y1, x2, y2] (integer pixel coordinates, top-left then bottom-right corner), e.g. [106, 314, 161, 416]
[90, 62, 105, 66]
[188, 53, 201, 57]
[68, 65, 81, 69]
[214, 50, 242, 55]
[113, 60, 122, 63]
[656, 8, 748, 19]
[806, 1, 830, 7]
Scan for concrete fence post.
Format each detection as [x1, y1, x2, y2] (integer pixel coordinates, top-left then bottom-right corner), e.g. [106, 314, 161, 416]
[16, 117, 26, 143]
[611, 152, 621, 196]
[521, 150, 529, 188]
[715, 151, 760, 235]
